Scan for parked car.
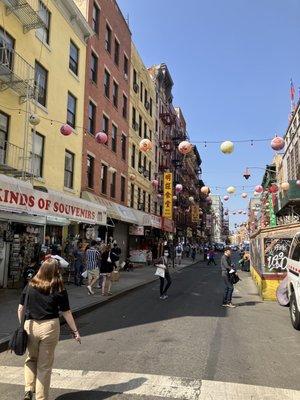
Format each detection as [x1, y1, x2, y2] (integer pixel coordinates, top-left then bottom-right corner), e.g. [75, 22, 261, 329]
[286, 232, 300, 330]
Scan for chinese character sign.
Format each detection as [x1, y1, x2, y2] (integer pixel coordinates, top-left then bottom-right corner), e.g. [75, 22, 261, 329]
[191, 205, 200, 223]
[163, 172, 173, 219]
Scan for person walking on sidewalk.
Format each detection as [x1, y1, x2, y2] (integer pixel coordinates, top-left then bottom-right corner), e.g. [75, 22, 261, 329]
[157, 250, 172, 300]
[221, 247, 236, 308]
[86, 240, 101, 295]
[207, 248, 217, 266]
[18, 258, 81, 400]
[191, 245, 196, 262]
[175, 242, 183, 265]
[73, 243, 85, 286]
[100, 245, 114, 296]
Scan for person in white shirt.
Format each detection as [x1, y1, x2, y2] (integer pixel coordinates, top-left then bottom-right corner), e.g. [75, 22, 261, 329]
[175, 243, 183, 265]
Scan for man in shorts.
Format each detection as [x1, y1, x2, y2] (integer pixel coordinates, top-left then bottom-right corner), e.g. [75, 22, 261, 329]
[86, 240, 101, 295]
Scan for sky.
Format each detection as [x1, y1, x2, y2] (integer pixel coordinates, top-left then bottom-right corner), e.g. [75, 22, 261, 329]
[118, 0, 300, 230]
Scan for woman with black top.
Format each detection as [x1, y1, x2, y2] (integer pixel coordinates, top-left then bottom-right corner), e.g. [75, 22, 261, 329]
[18, 258, 81, 400]
[100, 245, 114, 296]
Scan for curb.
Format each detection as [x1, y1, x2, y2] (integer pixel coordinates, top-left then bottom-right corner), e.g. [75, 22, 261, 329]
[0, 259, 200, 353]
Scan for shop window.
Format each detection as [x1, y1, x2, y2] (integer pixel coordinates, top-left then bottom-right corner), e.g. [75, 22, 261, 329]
[0, 111, 9, 164]
[37, 0, 51, 44]
[111, 124, 117, 152]
[130, 184, 134, 208]
[35, 61, 48, 107]
[87, 154, 94, 188]
[67, 92, 77, 128]
[69, 40, 79, 75]
[31, 132, 44, 178]
[64, 150, 74, 189]
[90, 52, 98, 83]
[121, 134, 126, 160]
[101, 164, 108, 194]
[92, 2, 100, 34]
[121, 176, 125, 202]
[110, 171, 116, 198]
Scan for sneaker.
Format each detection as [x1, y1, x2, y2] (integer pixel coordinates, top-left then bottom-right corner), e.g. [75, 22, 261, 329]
[160, 295, 168, 300]
[221, 303, 227, 307]
[24, 392, 33, 400]
[227, 303, 236, 308]
[87, 285, 94, 295]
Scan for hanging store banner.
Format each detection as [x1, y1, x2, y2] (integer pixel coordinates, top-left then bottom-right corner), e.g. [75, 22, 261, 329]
[269, 194, 277, 228]
[163, 172, 173, 220]
[191, 205, 200, 223]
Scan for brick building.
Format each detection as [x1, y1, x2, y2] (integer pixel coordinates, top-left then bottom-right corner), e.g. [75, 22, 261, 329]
[76, 0, 135, 251]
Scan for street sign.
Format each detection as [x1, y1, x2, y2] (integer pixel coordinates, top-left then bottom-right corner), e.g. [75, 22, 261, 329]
[163, 172, 173, 219]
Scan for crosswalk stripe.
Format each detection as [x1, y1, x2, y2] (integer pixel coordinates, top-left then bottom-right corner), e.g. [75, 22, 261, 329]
[0, 366, 299, 400]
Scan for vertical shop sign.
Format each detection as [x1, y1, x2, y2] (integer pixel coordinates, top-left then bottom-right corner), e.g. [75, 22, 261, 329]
[269, 194, 277, 227]
[163, 172, 173, 219]
[191, 205, 200, 223]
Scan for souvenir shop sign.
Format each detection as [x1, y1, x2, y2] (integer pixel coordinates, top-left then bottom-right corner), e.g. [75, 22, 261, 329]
[0, 176, 106, 225]
[163, 172, 173, 219]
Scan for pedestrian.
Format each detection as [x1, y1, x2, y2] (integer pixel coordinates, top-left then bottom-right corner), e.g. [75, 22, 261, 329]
[73, 243, 85, 286]
[221, 247, 236, 308]
[203, 246, 208, 262]
[111, 242, 121, 268]
[85, 240, 101, 295]
[18, 258, 81, 400]
[100, 245, 114, 296]
[191, 245, 196, 261]
[175, 242, 183, 265]
[22, 258, 38, 289]
[207, 248, 217, 266]
[156, 250, 172, 300]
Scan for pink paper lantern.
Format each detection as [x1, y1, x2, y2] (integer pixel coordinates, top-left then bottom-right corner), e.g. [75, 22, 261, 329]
[139, 139, 152, 152]
[173, 195, 177, 200]
[60, 124, 72, 136]
[223, 195, 229, 201]
[157, 193, 162, 198]
[255, 185, 263, 193]
[296, 180, 300, 187]
[151, 179, 159, 188]
[95, 131, 108, 144]
[175, 184, 183, 193]
[271, 136, 285, 151]
[241, 193, 248, 199]
[178, 141, 192, 155]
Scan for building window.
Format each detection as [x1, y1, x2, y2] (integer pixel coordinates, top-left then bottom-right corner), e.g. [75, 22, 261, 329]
[137, 187, 141, 206]
[149, 129, 152, 141]
[124, 54, 128, 79]
[144, 122, 147, 138]
[121, 134, 126, 160]
[139, 115, 142, 137]
[101, 164, 108, 194]
[88, 101, 96, 135]
[35, 61, 48, 107]
[31, 132, 44, 178]
[110, 171, 116, 198]
[132, 106, 136, 127]
[37, 0, 51, 44]
[90, 52, 98, 83]
[150, 98, 153, 117]
[64, 151, 74, 189]
[105, 24, 112, 52]
[69, 40, 79, 75]
[92, 2, 100, 34]
[149, 161, 152, 180]
[111, 124, 117, 152]
[114, 38, 119, 65]
[102, 114, 109, 133]
[0, 111, 9, 164]
[138, 151, 142, 169]
[143, 155, 147, 171]
[140, 82, 143, 102]
[130, 184, 134, 208]
[144, 89, 148, 107]
[155, 145, 158, 163]
[143, 190, 146, 211]
[104, 69, 110, 98]
[112, 81, 118, 108]
[131, 144, 136, 168]
[148, 194, 151, 213]
[87, 155, 94, 188]
[121, 176, 126, 202]
[133, 69, 137, 85]
[67, 92, 77, 128]
[122, 94, 127, 119]
[154, 202, 158, 215]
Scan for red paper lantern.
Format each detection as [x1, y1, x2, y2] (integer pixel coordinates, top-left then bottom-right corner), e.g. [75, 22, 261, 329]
[255, 185, 263, 193]
[60, 124, 72, 136]
[271, 136, 285, 151]
[95, 131, 108, 144]
[269, 184, 278, 193]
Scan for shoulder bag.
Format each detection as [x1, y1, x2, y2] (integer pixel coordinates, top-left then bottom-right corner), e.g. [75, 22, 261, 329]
[9, 286, 29, 356]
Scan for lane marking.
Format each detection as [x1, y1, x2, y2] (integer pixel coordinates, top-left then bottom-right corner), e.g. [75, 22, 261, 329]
[0, 366, 299, 399]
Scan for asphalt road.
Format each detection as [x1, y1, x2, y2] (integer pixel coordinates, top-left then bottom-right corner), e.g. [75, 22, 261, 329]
[0, 256, 300, 400]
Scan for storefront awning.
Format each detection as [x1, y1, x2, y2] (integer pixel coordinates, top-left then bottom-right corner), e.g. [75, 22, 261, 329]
[0, 175, 107, 225]
[82, 191, 139, 225]
[131, 210, 162, 229]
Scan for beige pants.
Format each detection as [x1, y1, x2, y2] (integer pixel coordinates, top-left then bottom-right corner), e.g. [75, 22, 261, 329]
[24, 319, 60, 400]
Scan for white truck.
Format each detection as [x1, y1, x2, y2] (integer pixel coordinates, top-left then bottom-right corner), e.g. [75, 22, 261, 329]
[287, 232, 300, 330]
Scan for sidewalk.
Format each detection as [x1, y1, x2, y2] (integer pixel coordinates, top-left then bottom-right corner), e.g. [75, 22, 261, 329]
[0, 256, 201, 352]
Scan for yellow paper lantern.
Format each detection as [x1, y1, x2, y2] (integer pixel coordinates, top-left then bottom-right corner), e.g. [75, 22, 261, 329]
[220, 141, 234, 154]
[227, 186, 236, 194]
[281, 182, 290, 191]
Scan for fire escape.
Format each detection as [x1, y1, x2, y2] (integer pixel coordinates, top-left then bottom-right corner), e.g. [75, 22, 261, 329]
[0, 0, 46, 179]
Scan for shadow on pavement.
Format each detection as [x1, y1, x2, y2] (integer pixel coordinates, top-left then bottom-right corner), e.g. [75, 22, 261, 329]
[236, 301, 263, 307]
[55, 377, 147, 399]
